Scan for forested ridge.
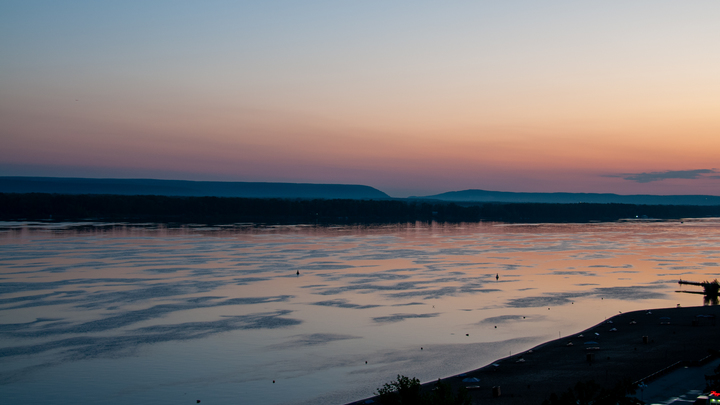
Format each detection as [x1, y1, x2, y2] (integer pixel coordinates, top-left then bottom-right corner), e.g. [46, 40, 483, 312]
[2, 193, 719, 224]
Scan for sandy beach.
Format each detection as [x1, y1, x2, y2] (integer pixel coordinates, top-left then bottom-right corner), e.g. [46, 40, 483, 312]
[350, 304, 720, 405]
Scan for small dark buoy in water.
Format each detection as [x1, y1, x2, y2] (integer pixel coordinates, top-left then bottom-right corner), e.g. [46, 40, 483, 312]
[421, 347, 423, 350]
[273, 380, 275, 383]
[496, 273, 499, 281]
[466, 333, 469, 336]
[365, 361, 367, 364]
[494, 325, 497, 328]
[197, 401, 201, 403]
[296, 270, 299, 276]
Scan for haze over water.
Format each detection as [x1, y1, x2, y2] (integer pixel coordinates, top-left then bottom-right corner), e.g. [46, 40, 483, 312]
[1, 219, 719, 405]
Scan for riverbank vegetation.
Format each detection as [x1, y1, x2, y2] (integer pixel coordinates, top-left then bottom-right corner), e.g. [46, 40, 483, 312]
[375, 375, 471, 405]
[2, 193, 720, 224]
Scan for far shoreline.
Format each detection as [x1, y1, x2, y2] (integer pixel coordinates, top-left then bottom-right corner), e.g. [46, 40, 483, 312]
[2, 192, 720, 224]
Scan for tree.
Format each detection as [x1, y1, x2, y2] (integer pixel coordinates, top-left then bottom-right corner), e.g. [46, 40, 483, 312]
[375, 375, 471, 405]
[376, 375, 422, 405]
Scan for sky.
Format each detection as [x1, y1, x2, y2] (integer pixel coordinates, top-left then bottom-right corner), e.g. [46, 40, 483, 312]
[1, 1, 719, 198]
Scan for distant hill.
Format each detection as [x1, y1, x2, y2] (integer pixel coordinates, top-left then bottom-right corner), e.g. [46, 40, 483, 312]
[415, 189, 720, 206]
[0, 177, 390, 200]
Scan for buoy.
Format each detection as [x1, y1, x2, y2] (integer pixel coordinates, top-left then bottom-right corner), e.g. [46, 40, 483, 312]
[273, 380, 275, 383]
[494, 325, 497, 328]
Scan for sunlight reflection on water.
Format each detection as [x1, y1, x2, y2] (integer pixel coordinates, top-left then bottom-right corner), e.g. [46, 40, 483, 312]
[1, 220, 719, 404]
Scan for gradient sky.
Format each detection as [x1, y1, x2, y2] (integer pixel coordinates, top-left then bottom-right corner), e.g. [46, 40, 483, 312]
[1, 1, 719, 197]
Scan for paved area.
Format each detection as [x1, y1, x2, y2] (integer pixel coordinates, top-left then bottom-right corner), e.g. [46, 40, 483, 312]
[632, 359, 720, 405]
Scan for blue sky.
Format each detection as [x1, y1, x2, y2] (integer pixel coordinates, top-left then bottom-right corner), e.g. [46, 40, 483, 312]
[2, 1, 719, 197]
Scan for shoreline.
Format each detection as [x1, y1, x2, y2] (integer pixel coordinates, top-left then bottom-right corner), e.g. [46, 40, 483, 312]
[348, 304, 720, 405]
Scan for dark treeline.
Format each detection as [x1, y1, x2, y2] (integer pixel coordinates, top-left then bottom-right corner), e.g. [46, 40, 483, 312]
[2, 193, 720, 224]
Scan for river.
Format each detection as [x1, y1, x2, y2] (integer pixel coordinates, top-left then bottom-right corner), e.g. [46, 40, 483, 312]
[1, 219, 718, 404]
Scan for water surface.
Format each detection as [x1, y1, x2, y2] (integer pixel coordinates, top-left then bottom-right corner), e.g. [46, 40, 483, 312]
[1, 220, 718, 404]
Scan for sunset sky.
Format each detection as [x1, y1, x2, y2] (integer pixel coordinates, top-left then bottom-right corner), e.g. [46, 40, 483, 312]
[1, 1, 719, 197]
